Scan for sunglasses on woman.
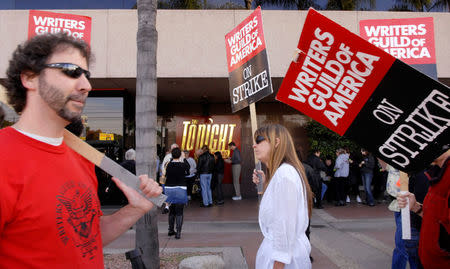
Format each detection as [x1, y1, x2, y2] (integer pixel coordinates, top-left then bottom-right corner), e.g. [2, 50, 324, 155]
[255, 135, 266, 144]
[45, 63, 91, 80]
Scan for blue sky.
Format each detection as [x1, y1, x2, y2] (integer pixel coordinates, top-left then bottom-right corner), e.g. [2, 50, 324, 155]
[1, 0, 445, 11]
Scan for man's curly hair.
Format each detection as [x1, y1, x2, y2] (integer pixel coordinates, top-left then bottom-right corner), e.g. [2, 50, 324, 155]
[5, 33, 91, 113]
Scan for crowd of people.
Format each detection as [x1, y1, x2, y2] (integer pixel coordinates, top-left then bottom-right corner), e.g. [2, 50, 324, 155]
[298, 147, 388, 209]
[156, 141, 242, 239]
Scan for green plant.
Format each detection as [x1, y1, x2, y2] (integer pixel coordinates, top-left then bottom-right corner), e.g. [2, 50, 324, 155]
[305, 120, 360, 159]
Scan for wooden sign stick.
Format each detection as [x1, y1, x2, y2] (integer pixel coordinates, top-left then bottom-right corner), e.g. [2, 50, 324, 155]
[250, 103, 263, 198]
[399, 171, 411, 240]
[63, 129, 167, 207]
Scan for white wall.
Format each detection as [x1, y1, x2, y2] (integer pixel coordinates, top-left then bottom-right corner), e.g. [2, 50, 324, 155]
[0, 10, 449, 79]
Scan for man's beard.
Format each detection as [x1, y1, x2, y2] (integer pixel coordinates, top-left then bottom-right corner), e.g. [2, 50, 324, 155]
[65, 118, 84, 137]
[38, 76, 86, 123]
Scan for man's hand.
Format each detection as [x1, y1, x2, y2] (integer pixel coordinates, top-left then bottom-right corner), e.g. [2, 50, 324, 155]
[112, 175, 162, 214]
[101, 175, 162, 246]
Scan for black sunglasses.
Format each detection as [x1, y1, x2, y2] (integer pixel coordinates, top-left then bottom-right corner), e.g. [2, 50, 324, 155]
[44, 63, 91, 80]
[255, 135, 266, 144]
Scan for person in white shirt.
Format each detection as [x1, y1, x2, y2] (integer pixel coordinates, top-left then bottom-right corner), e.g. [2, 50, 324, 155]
[252, 124, 313, 269]
[333, 148, 349, 206]
[161, 143, 182, 178]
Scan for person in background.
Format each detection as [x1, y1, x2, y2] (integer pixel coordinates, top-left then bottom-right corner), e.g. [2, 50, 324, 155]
[296, 149, 317, 262]
[0, 33, 161, 268]
[373, 158, 388, 202]
[347, 150, 362, 203]
[213, 151, 225, 205]
[183, 150, 196, 201]
[323, 155, 334, 203]
[197, 145, 215, 207]
[161, 143, 181, 179]
[306, 149, 326, 209]
[115, 148, 137, 205]
[252, 124, 313, 269]
[386, 164, 414, 269]
[402, 168, 430, 269]
[225, 141, 242, 200]
[360, 148, 375, 207]
[121, 149, 136, 175]
[388, 164, 427, 269]
[397, 149, 449, 269]
[334, 148, 349, 206]
[160, 143, 181, 214]
[164, 148, 189, 239]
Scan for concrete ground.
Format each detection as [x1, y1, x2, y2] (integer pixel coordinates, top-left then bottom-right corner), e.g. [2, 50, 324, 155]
[104, 197, 396, 269]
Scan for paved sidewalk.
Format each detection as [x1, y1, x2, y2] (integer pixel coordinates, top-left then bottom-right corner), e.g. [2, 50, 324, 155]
[104, 197, 396, 269]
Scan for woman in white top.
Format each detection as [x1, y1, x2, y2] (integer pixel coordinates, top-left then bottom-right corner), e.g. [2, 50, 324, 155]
[252, 124, 313, 269]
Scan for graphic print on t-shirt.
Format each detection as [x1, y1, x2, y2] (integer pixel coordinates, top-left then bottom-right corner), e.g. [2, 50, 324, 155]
[56, 180, 99, 260]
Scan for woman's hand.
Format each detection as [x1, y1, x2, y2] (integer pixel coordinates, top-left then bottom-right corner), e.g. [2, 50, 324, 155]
[252, 169, 266, 185]
[273, 261, 285, 269]
[397, 191, 416, 210]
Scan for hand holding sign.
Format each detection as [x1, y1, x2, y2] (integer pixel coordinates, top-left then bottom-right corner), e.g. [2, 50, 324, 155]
[225, 7, 273, 113]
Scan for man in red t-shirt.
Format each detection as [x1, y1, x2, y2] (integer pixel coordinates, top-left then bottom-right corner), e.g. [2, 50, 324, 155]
[0, 34, 162, 268]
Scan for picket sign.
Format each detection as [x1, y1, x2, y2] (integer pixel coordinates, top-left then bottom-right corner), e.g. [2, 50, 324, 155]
[28, 10, 92, 44]
[276, 8, 449, 240]
[225, 7, 272, 199]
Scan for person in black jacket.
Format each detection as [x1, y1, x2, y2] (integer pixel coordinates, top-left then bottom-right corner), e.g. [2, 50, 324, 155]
[323, 155, 335, 203]
[348, 151, 362, 204]
[165, 148, 189, 239]
[359, 148, 375, 206]
[213, 151, 225, 205]
[197, 145, 215, 207]
[306, 149, 327, 209]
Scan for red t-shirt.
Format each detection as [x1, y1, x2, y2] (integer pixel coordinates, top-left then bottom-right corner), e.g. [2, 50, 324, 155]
[419, 159, 450, 268]
[0, 127, 104, 268]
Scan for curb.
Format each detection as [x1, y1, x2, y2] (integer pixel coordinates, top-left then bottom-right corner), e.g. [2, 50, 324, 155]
[103, 246, 248, 269]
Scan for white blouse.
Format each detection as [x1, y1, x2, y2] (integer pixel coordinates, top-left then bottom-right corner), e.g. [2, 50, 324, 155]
[256, 163, 311, 269]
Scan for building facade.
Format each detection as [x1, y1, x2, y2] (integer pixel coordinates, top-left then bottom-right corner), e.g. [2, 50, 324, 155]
[1, 9, 449, 200]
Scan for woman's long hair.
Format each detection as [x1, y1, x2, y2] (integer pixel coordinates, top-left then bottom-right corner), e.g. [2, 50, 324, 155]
[254, 124, 313, 217]
[214, 151, 223, 160]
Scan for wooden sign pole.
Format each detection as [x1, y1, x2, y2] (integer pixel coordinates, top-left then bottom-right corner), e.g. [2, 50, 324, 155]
[399, 171, 411, 240]
[249, 103, 263, 199]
